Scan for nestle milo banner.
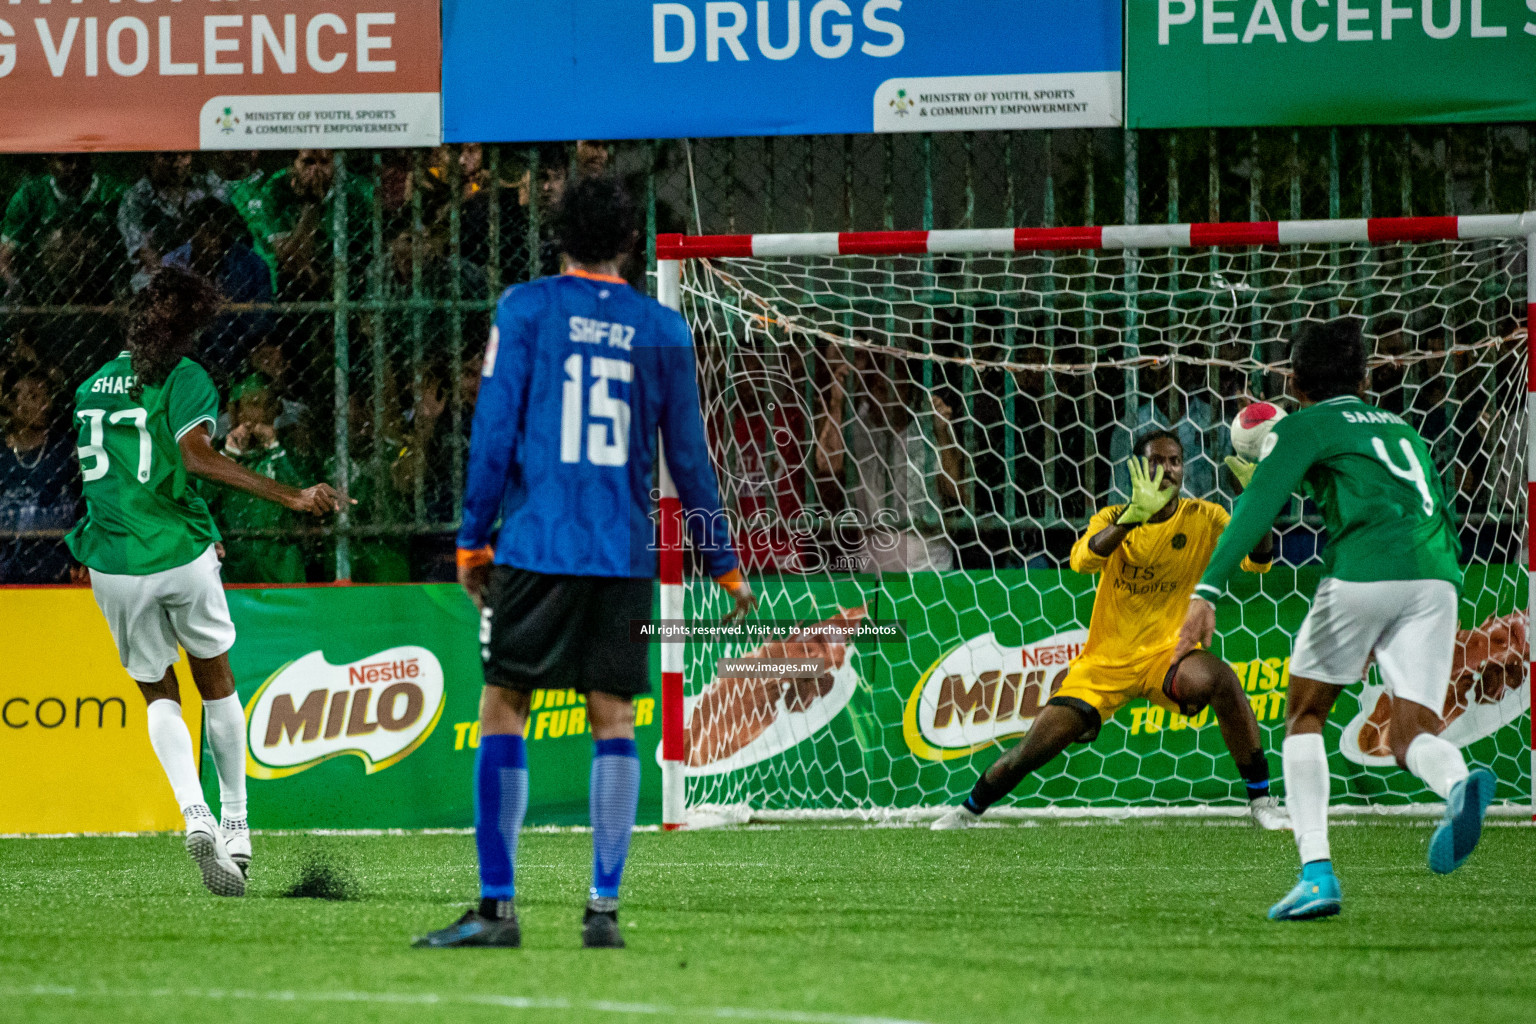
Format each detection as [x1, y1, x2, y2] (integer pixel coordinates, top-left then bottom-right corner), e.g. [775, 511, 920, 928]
[209, 568, 1526, 830]
[211, 585, 661, 829]
[680, 567, 1530, 810]
[1127, 0, 1536, 126]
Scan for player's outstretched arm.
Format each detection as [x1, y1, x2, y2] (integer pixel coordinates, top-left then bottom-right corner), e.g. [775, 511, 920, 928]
[1073, 458, 1174, 568]
[1195, 420, 1316, 605]
[1173, 598, 1217, 664]
[178, 425, 348, 516]
[1222, 457, 1277, 568]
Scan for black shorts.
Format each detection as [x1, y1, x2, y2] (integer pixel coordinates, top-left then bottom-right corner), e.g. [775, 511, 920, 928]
[480, 566, 653, 697]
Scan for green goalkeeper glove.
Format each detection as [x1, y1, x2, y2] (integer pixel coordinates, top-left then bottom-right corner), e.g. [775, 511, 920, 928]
[1224, 455, 1256, 491]
[1117, 457, 1175, 525]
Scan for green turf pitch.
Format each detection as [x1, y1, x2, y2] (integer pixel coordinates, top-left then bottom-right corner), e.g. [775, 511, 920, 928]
[1, 822, 1533, 1024]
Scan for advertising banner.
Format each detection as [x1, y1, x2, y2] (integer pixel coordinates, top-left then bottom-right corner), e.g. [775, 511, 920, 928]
[0, 1, 441, 153]
[0, 588, 202, 834]
[684, 567, 1531, 810]
[1127, 0, 1536, 127]
[220, 584, 661, 829]
[442, 1, 1122, 142]
[8, 568, 1525, 833]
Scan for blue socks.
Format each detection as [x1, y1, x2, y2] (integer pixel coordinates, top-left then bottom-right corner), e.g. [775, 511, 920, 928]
[475, 734, 528, 901]
[589, 737, 640, 902]
[473, 731, 639, 908]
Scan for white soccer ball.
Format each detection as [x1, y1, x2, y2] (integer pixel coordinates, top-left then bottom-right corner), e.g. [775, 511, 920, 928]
[1229, 402, 1287, 461]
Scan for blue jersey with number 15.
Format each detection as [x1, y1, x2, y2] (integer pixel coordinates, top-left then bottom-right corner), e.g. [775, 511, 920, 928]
[457, 272, 738, 579]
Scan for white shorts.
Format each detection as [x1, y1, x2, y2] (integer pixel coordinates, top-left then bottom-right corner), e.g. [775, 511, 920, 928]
[88, 544, 237, 683]
[1289, 578, 1457, 712]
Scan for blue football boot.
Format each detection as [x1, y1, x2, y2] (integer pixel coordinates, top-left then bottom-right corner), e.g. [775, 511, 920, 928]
[1428, 769, 1496, 875]
[413, 907, 521, 948]
[1268, 863, 1341, 921]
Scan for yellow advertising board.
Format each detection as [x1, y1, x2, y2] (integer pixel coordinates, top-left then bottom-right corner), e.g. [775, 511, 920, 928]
[0, 588, 201, 834]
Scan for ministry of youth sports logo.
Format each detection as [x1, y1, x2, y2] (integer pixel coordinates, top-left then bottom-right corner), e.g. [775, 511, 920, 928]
[244, 646, 446, 779]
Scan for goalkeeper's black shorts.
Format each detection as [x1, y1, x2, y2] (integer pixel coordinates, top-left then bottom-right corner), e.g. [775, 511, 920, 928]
[480, 565, 653, 697]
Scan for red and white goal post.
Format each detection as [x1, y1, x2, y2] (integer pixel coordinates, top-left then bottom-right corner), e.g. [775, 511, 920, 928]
[655, 214, 1536, 828]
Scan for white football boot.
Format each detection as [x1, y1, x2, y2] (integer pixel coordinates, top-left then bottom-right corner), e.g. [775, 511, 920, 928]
[1248, 795, 1290, 831]
[930, 805, 982, 831]
[222, 816, 252, 879]
[185, 809, 246, 897]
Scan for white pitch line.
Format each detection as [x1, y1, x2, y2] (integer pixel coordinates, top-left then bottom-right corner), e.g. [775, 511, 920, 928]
[2, 986, 937, 1024]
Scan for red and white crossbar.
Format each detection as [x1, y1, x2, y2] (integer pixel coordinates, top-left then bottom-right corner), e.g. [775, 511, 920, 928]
[657, 214, 1536, 826]
[658, 213, 1534, 260]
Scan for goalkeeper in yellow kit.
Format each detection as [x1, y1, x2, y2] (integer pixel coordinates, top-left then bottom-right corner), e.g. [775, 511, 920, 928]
[934, 430, 1286, 830]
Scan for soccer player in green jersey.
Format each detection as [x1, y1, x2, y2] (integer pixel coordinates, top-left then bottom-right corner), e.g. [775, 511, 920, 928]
[68, 268, 346, 896]
[1176, 320, 1495, 921]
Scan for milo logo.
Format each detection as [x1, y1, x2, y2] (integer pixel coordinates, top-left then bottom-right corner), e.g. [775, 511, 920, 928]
[903, 630, 1087, 761]
[245, 646, 446, 779]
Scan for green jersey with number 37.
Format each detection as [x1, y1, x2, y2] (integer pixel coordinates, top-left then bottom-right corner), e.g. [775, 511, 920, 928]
[1196, 395, 1461, 601]
[66, 352, 222, 575]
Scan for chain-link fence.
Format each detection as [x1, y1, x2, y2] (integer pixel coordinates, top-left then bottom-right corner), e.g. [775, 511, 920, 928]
[1, 126, 1532, 583]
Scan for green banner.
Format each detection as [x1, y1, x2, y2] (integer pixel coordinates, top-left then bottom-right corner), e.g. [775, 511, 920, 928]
[206, 585, 662, 829]
[682, 567, 1531, 809]
[1126, 0, 1536, 127]
[209, 571, 1529, 828]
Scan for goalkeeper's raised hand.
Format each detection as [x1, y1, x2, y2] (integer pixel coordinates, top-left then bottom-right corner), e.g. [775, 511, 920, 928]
[1117, 457, 1175, 525]
[1224, 455, 1256, 491]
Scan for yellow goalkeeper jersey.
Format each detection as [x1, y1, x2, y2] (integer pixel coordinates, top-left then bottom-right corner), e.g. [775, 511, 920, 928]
[1069, 498, 1268, 667]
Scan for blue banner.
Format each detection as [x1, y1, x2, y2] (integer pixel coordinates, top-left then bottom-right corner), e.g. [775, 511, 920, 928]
[442, 1, 1122, 141]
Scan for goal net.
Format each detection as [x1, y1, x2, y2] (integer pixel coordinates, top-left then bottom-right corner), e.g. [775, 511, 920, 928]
[656, 217, 1535, 825]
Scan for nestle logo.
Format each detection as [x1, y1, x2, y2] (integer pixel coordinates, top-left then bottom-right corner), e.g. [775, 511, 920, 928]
[348, 658, 421, 686]
[1019, 643, 1080, 668]
[247, 646, 445, 779]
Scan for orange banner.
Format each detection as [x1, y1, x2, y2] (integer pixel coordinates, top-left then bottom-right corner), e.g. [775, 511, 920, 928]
[0, 1, 440, 152]
[0, 588, 202, 834]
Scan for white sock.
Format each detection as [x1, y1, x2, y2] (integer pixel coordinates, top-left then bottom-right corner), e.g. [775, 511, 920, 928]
[146, 699, 209, 823]
[1404, 732, 1469, 801]
[1283, 733, 1331, 865]
[203, 694, 249, 822]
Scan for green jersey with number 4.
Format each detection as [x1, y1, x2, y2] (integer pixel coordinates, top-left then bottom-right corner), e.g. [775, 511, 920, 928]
[1196, 395, 1461, 601]
[66, 352, 222, 575]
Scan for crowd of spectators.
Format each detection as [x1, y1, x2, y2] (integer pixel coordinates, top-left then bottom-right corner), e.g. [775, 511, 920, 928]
[0, 145, 607, 584]
[0, 147, 1522, 584]
[702, 322, 1524, 575]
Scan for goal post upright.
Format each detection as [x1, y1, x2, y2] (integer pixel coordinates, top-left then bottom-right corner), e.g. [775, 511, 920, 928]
[654, 212, 1535, 827]
[656, 256, 687, 830]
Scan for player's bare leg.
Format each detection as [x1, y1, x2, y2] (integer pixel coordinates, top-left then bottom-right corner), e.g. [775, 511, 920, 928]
[136, 668, 244, 897]
[583, 692, 638, 949]
[416, 684, 529, 948]
[187, 653, 252, 876]
[1387, 690, 1492, 874]
[932, 704, 1089, 830]
[1268, 675, 1344, 920]
[481, 683, 532, 734]
[1167, 652, 1286, 830]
